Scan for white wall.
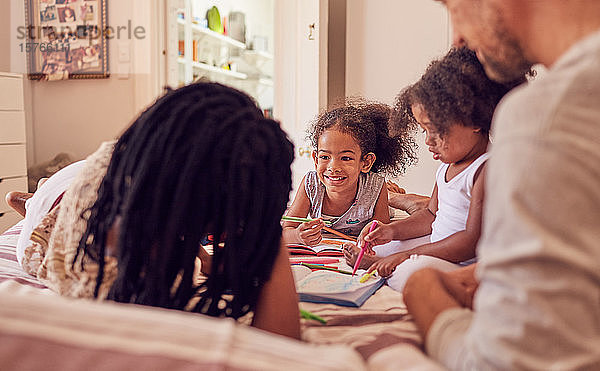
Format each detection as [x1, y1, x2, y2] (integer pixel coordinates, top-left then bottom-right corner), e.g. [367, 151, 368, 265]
[346, 0, 450, 195]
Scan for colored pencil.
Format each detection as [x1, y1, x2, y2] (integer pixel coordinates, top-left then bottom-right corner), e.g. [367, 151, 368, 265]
[289, 257, 340, 265]
[301, 263, 353, 275]
[320, 239, 348, 246]
[352, 221, 378, 276]
[359, 269, 378, 283]
[281, 215, 332, 226]
[300, 309, 327, 324]
[322, 226, 357, 242]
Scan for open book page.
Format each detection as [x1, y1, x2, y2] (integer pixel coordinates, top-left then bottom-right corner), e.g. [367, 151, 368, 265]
[291, 265, 313, 282]
[296, 270, 384, 307]
[287, 238, 354, 256]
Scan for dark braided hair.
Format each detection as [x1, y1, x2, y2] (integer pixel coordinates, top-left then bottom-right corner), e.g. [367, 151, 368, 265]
[392, 47, 527, 137]
[76, 82, 294, 319]
[306, 97, 417, 176]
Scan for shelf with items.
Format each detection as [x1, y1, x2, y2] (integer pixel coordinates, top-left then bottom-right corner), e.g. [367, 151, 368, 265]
[231, 50, 273, 82]
[177, 18, 246, 52]
[177, 57, 248, 81]
[167, 0, 274, 112]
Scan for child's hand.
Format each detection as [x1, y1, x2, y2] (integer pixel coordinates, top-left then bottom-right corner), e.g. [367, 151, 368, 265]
[357, 221, 393, 253]
[296, 219, 324, 246]
[367, 252, 409, 277]
[197, 246, 212, 275]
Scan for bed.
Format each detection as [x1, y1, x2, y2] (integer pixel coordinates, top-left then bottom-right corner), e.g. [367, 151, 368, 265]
[0, 222, 444, 370]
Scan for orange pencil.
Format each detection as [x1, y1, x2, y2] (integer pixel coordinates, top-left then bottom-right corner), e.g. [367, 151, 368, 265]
[322, 225, 357, 242]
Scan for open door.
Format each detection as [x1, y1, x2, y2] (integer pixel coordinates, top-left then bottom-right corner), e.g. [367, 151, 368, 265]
[274, 0, 346, 198]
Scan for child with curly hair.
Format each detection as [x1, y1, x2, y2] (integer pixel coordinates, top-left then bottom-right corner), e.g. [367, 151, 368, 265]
[283, 98, 417, 246]
[344, 47, 527, 291]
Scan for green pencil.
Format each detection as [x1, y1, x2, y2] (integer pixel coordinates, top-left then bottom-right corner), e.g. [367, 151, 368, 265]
[281, 215, 333, 226]
[301, 263, 353, 275]
[300, 309, 327, 324]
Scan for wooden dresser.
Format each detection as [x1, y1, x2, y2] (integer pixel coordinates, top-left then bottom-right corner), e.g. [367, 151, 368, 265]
[0, 72, 28, 232]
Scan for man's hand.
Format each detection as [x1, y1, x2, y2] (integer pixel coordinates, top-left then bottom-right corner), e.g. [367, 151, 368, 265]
[440, 264, 479, 309]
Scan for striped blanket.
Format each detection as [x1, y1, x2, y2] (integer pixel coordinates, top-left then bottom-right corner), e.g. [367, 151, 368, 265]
[0, 222, 444, 370]
[0, 222, 48, 290]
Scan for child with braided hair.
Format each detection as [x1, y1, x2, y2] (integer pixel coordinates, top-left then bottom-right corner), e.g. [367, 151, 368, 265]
[283, 98, 417, 246]
[21, 82, 300, 339]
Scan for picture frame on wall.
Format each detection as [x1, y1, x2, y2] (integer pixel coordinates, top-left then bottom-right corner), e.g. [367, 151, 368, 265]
[24, 0, 109, 80]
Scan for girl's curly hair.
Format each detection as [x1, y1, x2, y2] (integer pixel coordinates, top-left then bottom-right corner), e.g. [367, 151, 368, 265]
[306, 97, 418, 176]
[392, 47, 528, 137]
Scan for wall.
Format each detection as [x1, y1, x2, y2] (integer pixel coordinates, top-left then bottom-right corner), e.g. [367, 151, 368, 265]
[346, 0, 450, 195]
[5, 0, 449, 192]
[0, 2, 10, 72]
[7, 0, 159, 167]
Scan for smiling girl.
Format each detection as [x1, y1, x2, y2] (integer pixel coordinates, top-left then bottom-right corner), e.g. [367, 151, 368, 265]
[282, 98, 417, 246]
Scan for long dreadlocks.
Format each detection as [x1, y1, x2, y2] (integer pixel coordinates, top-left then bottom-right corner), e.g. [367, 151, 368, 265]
[76, 82, 294, 319]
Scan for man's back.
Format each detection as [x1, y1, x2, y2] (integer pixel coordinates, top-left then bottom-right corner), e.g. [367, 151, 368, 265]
[470, 29, 600, 370]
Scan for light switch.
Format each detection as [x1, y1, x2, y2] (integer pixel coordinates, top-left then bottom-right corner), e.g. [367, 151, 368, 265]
[118, 42, 131, 63]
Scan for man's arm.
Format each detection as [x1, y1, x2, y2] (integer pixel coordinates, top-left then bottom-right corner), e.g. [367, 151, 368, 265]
[403, 264, 477, 338]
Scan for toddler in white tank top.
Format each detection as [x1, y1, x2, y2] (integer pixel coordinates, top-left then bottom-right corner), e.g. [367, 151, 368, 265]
[345, 48, 519, 292]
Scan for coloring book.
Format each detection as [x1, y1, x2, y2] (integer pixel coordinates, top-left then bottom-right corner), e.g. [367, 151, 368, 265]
[295, 268, 384, 307]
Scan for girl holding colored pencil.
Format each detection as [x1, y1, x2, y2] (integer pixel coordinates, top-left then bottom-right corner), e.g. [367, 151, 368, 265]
[345, 48, 527, 292]
[282, 98, 417, 246]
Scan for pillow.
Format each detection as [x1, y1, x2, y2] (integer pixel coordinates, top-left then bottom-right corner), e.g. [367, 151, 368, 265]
[16, 160, 86, 266]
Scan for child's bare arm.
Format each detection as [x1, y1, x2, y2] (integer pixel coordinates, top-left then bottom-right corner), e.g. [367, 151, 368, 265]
[251, 243, 301, 339]
[372, 184, 390, 224]
[389, 165, 486, 263]
[281, 177, 324, 246]
[357, 185, 438, 253]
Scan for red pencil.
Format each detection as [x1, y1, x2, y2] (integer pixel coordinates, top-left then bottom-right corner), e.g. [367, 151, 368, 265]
[352, 220, 378, 276]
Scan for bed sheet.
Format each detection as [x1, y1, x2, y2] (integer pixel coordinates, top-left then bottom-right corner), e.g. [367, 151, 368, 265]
[0, 224, 444, 370]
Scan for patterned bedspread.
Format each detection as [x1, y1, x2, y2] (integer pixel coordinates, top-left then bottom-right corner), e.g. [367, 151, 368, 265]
[0, 223, 444, 370]
[0, 222, 48, 290]
[297, 275, 445, 369]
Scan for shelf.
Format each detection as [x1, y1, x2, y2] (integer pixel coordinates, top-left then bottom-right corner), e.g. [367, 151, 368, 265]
[177, 19, 246, 51]
[241, 50, 273, 63]
[252, 77, 273, 87]
[178, 58, 248, 80]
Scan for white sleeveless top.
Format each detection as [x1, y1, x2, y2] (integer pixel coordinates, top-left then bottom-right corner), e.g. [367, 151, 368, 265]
[430, 153, 489, 244]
